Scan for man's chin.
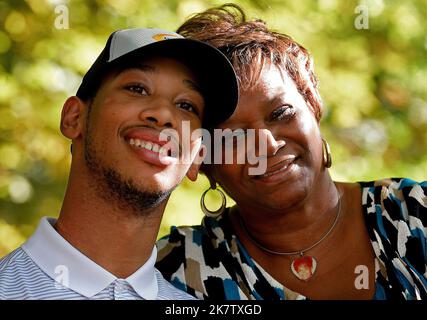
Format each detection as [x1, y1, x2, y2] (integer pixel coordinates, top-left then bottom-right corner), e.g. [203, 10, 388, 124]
[84, 139, 179, 215]
[101, 169, 174, 214]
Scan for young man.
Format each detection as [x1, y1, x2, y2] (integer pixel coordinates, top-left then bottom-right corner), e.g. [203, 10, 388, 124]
[0, 28, 238, 300]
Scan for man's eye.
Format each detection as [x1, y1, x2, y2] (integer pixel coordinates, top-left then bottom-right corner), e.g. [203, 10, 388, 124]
[177, 101, 199, 116]
[270, 105, 296, 121]
[124, 84, 149, 95]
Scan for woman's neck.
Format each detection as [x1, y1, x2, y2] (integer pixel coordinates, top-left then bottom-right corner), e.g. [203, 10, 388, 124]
[232, 175, 342, 255]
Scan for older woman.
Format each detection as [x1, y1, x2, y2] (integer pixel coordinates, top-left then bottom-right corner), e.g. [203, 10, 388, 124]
[156, 4, 426, 300]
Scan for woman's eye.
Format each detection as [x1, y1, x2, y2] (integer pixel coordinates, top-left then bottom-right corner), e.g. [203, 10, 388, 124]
[177, 101, 199, 116]
[270, 105, 296, 121]
[125, 84, 148, 95]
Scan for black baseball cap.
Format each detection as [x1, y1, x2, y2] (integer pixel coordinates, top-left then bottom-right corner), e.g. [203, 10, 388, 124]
[76, 28, 239, 128]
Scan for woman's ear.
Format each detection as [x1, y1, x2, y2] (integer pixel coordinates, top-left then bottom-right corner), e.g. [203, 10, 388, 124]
[60, 96, 87, 140]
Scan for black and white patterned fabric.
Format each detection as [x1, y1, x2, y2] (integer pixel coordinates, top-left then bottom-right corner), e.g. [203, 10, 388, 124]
[156, 178, 427, 300]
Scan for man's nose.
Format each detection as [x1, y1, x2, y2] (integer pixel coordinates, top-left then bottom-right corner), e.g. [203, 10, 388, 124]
[138, 98, 176, 129]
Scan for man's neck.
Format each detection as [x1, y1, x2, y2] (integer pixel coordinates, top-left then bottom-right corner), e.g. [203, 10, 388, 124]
[55, 170, 166, 279]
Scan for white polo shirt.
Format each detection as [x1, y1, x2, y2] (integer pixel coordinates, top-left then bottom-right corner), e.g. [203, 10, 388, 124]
[0, 217, 195, 300]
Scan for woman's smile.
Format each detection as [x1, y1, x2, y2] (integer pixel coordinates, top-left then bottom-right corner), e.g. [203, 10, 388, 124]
[252, 155, 299, 184]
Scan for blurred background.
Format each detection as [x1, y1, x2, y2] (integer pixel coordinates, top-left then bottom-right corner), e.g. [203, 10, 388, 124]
[0, 0, 426, 256]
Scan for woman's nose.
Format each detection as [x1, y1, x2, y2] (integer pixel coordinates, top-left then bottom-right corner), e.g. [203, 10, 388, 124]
[258, 129, 286, 157]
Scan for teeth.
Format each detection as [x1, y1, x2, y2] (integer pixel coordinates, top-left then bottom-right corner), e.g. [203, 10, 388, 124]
[128, 138, 167, 154]
[144, 142, 153, 150]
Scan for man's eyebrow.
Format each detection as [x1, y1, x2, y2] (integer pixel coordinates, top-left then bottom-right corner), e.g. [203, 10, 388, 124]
[118, 63, 156, 75]
[183, 79, 202, 95]
[117, 64, 202, 95]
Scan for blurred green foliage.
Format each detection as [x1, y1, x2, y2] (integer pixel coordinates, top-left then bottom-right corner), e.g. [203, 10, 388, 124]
[0, 0, 426, 256]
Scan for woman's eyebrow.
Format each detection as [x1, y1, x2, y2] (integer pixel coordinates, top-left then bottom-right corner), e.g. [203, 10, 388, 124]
[268, 92, 289, 105]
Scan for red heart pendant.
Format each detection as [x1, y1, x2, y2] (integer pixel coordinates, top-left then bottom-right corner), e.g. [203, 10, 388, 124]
[290, 255, 317, 281]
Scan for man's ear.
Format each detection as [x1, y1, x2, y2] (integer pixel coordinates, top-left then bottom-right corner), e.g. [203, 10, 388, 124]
[186, 143, 207, 182]
[60, 96, 87, 140]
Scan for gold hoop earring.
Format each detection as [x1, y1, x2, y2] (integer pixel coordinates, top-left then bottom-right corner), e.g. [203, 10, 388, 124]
[200, 185, 226, 218]
[322, 138, 332, 168]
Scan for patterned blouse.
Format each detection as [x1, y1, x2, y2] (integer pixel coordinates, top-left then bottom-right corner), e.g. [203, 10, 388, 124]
[156, 178, 427, 300]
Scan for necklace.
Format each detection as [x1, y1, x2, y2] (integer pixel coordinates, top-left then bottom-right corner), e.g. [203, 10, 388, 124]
[238, 195, 342, 281]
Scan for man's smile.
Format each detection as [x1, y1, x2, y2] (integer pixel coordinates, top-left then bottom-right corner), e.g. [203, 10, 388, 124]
[123, 127, 180, 167]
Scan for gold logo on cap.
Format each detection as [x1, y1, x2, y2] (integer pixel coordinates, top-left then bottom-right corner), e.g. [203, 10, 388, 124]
[152, 33, 179, 41]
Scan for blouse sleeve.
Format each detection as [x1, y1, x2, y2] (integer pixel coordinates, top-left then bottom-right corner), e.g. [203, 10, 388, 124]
[361, 178, 427, 298]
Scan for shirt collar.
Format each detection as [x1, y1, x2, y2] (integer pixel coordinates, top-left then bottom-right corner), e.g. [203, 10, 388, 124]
[22, 217, 158, 299]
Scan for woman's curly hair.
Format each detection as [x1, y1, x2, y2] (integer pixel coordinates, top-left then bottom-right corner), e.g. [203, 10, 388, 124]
[177, 3, 324, 121]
